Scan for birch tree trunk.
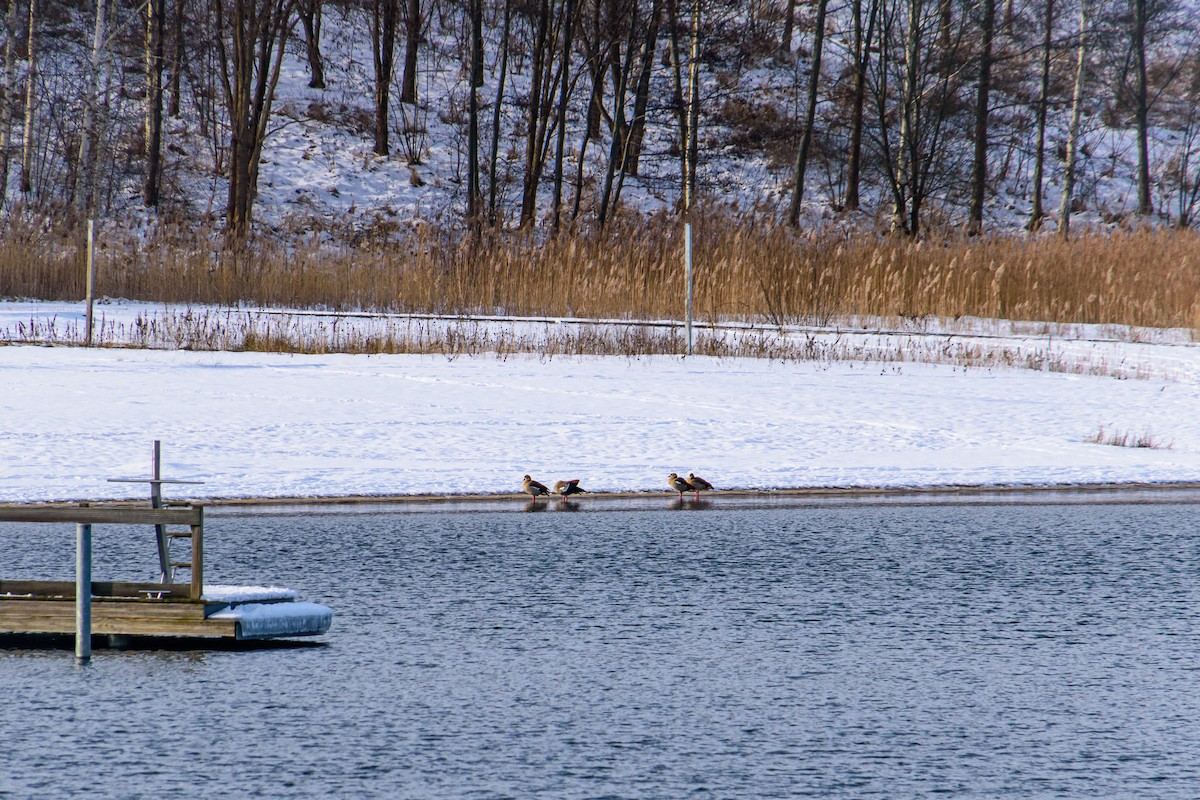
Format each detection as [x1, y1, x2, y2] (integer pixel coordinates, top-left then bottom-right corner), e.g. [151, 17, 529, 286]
[75, 0, 107, 212]
[0, 0, 18, 207]
[1058, 0, 1088, 238]
[18, 0, 32, 199]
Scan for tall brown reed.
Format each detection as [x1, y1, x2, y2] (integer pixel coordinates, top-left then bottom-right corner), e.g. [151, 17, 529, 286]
[3, 213, 1199, 331]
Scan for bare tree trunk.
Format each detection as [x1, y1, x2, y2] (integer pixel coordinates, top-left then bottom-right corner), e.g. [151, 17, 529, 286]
[845, 0, 876, 211]
[466, 0, 481, 221]
[213, 0, 297, 235]
[76, 0, 107, 212]
[1058, 0, 1088, 238]
[519, 0, 550, 227]
[298, 0, 325, 89]
[168, 0, 185, 117]
[1133, 0, 1150, 215]
[0, 0, 18, 208]
[780, 0, 796, 54]
[967, 0, 995, 234]
[400, 0, 419, 103]
[18, 0, 33, 199]
[551, 0, 575, 233]
[487, 0, 511, 223]
[895, 0, 922, 233]
[666, 0, 688, 203]
[1029, 0, 1053, 229]
[597, 0, 639, 225]
[684, 0, 700, 209]
[371, 0, 397, 156]
[145, 0, 167, 207]
[624, 0, 659, 177]
[787, 0, 827, 225]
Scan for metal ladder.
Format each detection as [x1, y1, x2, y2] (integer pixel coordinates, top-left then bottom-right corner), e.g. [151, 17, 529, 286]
[108, 441, 205, 586]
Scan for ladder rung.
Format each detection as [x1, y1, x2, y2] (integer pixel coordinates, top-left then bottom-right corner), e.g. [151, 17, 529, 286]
[167, 531, 193, 538]
[169, 561, 192, 568]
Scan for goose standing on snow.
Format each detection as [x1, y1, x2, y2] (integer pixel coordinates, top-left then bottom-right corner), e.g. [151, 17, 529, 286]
[552, 479, 587, 498]
[687, 473, 713, 500]
[522, 475, 551, 501]
[667, 473, 693, 499]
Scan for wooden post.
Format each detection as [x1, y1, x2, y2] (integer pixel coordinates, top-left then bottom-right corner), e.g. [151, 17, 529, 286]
[76, 522, 92, 661]
[190, 506, 204, 600]
[685, 222, 694, 356]
[84, 219, 95, 347]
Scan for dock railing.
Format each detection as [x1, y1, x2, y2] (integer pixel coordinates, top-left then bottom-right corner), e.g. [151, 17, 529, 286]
[0, 503, 204, 659]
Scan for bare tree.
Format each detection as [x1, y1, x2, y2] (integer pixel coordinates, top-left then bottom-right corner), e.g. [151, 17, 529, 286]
[1058, 0, 1088, 237]
[168, 0, 186, 117]
[297, 0, 325, 89]
[0, 0, 19, 207]
[550, 0, 576, 233]
[212, 0, 298, 233]
[145, 0, 167, 206]
[18, 0, 34, 199]
[371, 0, 398, 156]
[787, 0, 828, 225]
[1132, 0, 1150, 215]
[466, 0, 481, 221]
[967, 0, 996, 233]
[488, 0, 511, 223]
[844, 0, 878, 212]
[1029, 0, 1054, 230]
[1060, 0, 1089, 236]
[400, 0, 419, 103]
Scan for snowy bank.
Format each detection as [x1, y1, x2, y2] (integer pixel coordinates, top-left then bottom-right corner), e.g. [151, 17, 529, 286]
[3, 300, 1199, 502]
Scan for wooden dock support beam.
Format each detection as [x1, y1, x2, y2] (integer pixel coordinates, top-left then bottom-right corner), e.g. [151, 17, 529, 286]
[76, 523, 92, 661]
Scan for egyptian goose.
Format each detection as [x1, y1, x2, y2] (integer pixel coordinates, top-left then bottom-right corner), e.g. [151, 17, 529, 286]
[667, 472, 693, 499]
[522, 475, 550, 500]
[552, 479, 586, 498]
[687, 473, 713, 500]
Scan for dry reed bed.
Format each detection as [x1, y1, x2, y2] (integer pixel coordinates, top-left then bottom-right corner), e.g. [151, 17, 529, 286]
[3, 216, 1200, 331]
[2, 306, 1179, 381]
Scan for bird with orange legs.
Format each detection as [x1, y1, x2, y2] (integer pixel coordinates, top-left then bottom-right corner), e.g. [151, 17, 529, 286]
[522, 475, 550, 502]
[687, 473, 713, 500]
[552, 479, 587, 499]
[667, 473, 693, 499]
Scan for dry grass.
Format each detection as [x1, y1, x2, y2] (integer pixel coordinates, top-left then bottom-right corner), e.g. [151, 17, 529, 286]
[4, 212, 1200, 333]
[1086, 425, 1172, 449]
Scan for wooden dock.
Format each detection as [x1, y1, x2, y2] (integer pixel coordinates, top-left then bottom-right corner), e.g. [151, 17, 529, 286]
[0, 503, 331, 651]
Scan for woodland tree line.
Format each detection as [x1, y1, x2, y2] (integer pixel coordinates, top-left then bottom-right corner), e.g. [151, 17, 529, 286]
[0, 0, 1198, 238]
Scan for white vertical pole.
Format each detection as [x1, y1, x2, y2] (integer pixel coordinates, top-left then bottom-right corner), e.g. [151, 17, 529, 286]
[76, 522, 92, 661]
[685, 222, 693, 356]
[84, 219, 95, 347]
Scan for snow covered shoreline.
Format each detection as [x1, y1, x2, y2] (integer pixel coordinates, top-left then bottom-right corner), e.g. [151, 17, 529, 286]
[4, 300, 1199, 504]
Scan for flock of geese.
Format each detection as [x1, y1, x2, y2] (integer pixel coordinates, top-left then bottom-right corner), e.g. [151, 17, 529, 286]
[521, 472, 714, 502]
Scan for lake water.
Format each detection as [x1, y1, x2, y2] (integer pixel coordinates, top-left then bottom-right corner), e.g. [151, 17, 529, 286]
[3, 498, 1200, 798]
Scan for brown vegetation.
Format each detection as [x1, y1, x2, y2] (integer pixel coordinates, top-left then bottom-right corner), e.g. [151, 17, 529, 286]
[3, 215, 1200, 333]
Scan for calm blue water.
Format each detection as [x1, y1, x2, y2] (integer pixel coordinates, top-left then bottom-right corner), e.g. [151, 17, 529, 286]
[3, 500, 1200, 798]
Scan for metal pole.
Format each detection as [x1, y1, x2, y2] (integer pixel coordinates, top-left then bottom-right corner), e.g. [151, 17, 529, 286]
[84, 219, 95, 347]
[152, 440, 170, 583]
[685, 222, 693, 356]
[76, 523, 92, 661]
